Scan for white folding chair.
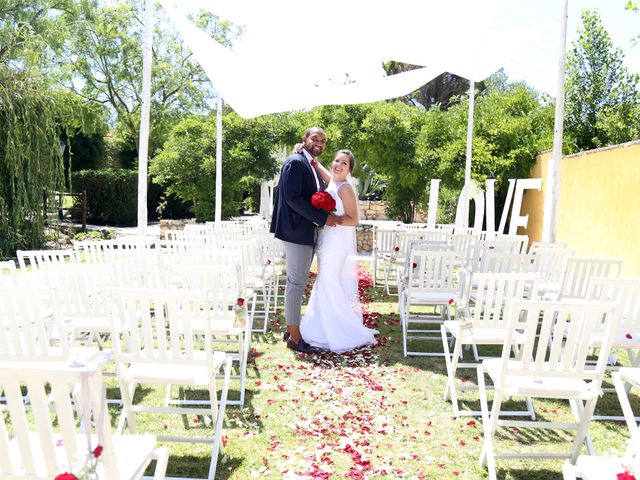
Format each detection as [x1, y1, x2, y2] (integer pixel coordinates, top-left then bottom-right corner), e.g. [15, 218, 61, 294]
[448, 232, 479, 268]
[113, 250, 167, 289]
[586, 277, 640, 420]
[109, 287, 232, 480]
[16, 249, 76, 272]
[478, 252, 540, 275]
[477, 299, 619, 480]
[371, 226, 399, 289]
[498, 234, 529, 254]
[552, 257, 623, 301]
[222, 239, 273, 333]
[0, 286, 98, 362]
[400, 249, 461, 356]
[563, 367, 640, 479]
[0, 260, 17, 286]
[467, 239, 521, 273]
[0, 359, 168, 480]
[42, 263, 118, 348]
[441, 271, 539, 417]
[530, 246, 575, 296]
[165, 263, 255, 406]
[529, 241, 568, 253]
[384, 230, 441, 296]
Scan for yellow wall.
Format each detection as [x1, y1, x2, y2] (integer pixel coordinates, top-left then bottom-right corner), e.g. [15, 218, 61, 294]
[520, 140, 640, 277]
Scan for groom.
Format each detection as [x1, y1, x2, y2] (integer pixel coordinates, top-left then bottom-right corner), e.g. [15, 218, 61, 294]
[270, 127, 341, 353]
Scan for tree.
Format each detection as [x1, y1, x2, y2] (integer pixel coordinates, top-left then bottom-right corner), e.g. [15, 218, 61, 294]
[61, 0, 239, 155]
[384, 62, 485, 110]
[0, 0, 77, 68]
[149, 110, 279, 220]
[357, 102, 428, 223]
[565, 9, 640, 152]
[416, 81, 554, 223]
[0, 66, 65, 256]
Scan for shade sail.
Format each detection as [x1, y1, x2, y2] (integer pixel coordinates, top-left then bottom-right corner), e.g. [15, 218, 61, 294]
[159, 0, 555, 118]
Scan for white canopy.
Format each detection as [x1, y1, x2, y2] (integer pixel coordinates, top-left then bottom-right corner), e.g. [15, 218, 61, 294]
[159, 0, 556, 118]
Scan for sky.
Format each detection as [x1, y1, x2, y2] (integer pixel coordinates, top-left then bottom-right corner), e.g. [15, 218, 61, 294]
[497, 0, 639, 94]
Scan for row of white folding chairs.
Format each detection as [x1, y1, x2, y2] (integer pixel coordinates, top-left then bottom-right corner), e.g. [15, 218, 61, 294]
[373, 227, 530, 293]
[2, 255, 255, 407]
[72, 235, 278, 333]
[399, 242, 625, 356]
[441, 271, 639, 411]
[0, 286, 234, 479]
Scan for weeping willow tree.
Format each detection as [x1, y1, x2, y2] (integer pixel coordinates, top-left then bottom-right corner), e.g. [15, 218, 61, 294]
[0, 65, 65, 257]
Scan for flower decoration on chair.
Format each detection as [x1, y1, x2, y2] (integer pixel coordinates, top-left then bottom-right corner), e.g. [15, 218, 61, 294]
[310, 191, 336, 214]
[390, 246, 400, 264]
[450, 297, 473, 333]
[617, 468, 636, 480]
[234, 297, 246, 329]
[55, 445, 103, 480]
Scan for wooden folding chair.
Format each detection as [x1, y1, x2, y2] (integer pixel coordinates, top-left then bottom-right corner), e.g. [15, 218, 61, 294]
[400, 249, 461, 356]
[441, 271, 539, 417]
[110, 287, 232, 480]
[562, 367, 640, 479]
[0, 359, 168, 479]
[477, 299, 618, 479]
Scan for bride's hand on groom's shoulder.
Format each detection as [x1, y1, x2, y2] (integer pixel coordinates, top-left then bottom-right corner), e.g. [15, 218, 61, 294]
[293, 143, 303, 154]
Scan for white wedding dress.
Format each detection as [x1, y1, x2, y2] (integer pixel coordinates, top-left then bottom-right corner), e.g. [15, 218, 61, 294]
[300, 180, 378, 353]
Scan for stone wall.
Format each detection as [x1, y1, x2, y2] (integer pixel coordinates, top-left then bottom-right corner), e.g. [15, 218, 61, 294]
[356, 224, 373, 253]
[358, 200, 427, 223]
[359, 201, 388, 221]
[159, 218, 195, 239]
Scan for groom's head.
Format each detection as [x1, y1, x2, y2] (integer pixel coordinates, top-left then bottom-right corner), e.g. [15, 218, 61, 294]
[302, 127, 326, 158]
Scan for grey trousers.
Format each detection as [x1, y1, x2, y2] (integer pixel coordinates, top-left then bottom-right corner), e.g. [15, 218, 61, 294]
[283, 241, 314, 326]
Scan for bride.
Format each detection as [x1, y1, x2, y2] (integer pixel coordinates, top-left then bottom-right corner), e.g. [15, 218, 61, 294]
[299, 148, 378, 353]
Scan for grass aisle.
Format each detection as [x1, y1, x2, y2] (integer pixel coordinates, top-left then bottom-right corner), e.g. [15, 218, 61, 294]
[159, 263, 630, 479]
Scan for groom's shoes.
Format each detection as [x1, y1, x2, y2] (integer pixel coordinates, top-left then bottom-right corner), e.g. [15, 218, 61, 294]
[286, 338, 317, 353]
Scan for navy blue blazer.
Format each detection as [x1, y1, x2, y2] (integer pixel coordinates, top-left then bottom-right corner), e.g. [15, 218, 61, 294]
[270, 153, 328, 245]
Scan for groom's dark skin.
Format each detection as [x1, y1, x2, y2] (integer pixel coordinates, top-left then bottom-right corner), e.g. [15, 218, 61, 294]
[287, 128, 341, 346]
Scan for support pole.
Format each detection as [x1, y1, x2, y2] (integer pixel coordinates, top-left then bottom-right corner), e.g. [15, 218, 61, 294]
[215, 96, 223, 223]
[465, 80, 474, 188]
[137, 0, 154, 236]
[456, 80, 475, 230]
[542, 0, 568, 243]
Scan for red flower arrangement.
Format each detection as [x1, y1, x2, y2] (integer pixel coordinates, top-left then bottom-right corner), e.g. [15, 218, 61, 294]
[311, 191, 336, 214]
[234, 297, 247, 328]
[55, 445, 103, 480]
[618, 470, 636, 480]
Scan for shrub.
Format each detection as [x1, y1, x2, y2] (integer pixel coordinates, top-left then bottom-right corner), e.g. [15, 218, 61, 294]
[72, 169, 137, 226]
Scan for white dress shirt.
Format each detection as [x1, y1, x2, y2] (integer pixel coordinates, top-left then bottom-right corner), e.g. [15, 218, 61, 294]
[302, 149, 321, 190]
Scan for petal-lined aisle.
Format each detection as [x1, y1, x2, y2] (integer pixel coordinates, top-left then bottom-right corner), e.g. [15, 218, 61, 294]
[221, 266, 485, 479]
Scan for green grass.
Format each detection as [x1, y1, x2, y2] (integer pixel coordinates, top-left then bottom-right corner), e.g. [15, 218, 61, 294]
[96, 263, 634, 479]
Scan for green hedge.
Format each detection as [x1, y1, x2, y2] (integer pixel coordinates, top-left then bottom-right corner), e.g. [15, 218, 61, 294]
[72, 169, 137, 226]
[72, 169, 192, 226]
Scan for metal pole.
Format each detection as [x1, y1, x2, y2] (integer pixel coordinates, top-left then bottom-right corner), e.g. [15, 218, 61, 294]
[542, 0, 568, 243]
[458, 80, 475, 229]
[465, 80, 474, 187]
[137, 0, 153, 236]
[215, 96, 223, 223]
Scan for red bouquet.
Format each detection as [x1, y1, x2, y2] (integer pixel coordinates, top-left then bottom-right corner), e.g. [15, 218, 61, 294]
[311, 191, 336, 213]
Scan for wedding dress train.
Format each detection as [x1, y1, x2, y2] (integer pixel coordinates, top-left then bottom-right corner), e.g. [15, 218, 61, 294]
[300, 180, 377, 353]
